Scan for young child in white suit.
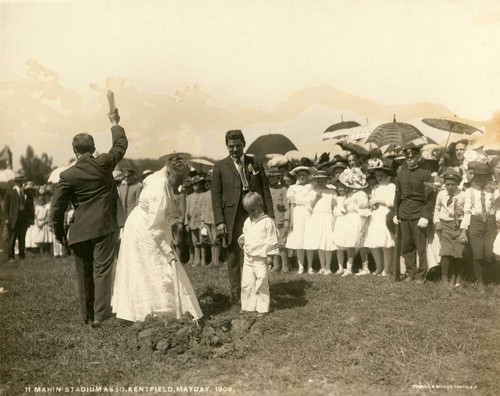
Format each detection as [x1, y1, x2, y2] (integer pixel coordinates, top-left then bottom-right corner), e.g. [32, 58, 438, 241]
[238, 192, 279, 315]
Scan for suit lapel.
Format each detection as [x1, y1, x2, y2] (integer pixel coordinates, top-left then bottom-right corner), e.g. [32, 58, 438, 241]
[225, 156, 240, 178]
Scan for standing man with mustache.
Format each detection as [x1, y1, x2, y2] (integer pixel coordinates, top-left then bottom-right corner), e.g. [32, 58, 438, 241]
[211, 130, 274, 304]
[393, 142, 435, 284]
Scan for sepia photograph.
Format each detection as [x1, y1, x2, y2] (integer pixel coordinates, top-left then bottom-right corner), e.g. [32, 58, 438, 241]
[1, 0, 499, 394]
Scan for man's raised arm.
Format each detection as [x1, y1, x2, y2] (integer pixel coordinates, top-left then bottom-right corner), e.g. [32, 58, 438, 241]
[103, 108, 128, 169]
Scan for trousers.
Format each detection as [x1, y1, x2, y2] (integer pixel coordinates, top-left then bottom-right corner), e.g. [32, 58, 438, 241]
[400, 219, 428, 280]
[226, 203, 248, 298]
[8, 214, 29, 260]
[71, 231, 117, 322]
[241, 255, 270, 313]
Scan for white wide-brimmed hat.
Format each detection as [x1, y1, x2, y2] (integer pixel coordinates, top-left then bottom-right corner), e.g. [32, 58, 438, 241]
[338, 167, 368, 189]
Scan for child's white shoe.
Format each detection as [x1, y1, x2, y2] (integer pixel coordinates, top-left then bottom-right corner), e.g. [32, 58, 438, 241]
[324, 269, 331, 275]
[341, 269, 352, 277]
[335, 268, 344, 275]
[297, 266, 304, 275]
[318, 269, 325, 275]
[308, 267, 315, 275]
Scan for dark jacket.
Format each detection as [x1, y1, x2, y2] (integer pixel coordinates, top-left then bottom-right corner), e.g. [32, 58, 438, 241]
[394, 163, 435, 221]
[51, 125, 128, 246]
[4, 185, 34, 229]
[211, 154, 274, 244]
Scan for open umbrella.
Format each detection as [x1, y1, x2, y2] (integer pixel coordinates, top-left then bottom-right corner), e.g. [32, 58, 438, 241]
[48, 165, 72, 183]
[188, 157, 215, 173]
[0, 169, 15, 182]
[337, 139, 374, 156]
[323, 121, 361, 140]
[422, 118, 482, 135]
[285, 150, 305, 162]
[367, 117, 433, 147]
[246, 134, 297, 157]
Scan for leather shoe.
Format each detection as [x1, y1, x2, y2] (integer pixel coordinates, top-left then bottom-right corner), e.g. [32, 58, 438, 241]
[91, 320, 102, 328]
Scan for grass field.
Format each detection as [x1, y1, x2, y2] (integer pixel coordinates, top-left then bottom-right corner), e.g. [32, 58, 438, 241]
[1, 255, 500, 395]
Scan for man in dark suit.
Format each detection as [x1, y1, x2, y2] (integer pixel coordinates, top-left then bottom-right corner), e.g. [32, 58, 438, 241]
[51, 109, 127, 327]
[211, 130, 274, 303]
[394, 142, 435, 284]
[4, 171, 35, 262]
[117, 168, 142, 219]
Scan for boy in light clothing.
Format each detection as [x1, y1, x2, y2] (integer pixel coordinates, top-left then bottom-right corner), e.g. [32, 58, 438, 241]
[238, 192, 279, 315]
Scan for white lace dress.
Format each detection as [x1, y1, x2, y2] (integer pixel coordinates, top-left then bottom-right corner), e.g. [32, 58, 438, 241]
[364, 182, 396, 248]
[333, 190, 370, 249]
[285, 183, 316, 250]
[303, 190, 337, 251]
[112, 168, 202, 322]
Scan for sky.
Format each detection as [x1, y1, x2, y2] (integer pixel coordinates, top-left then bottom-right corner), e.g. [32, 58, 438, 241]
[1, 0, 500, 167]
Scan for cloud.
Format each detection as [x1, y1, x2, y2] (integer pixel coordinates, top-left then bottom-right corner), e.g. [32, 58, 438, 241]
[1, 59, 498, 169]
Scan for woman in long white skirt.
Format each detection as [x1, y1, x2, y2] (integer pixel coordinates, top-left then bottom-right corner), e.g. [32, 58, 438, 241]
[364, 159, 396, 276]
[285, 159, 316, 274]
[303, 170, 337, 274]
[332, 168, 370, 276]
[112, 157, 202, 322]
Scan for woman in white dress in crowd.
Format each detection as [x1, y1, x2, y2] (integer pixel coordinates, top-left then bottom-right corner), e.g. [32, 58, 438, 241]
[363, 159, 396, 276]
[34, 187, 54, 255]
[286, 158, 316, 274]
[112, 154, 202, 322]
[332, 167, 370, 276]
[303, 170, 337, 274]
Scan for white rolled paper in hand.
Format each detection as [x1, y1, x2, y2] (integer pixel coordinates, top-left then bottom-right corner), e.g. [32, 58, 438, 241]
[107, 90, 116, 114]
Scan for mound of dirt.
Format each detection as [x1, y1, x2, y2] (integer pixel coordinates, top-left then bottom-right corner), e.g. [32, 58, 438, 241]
[128, 313, 257, 363]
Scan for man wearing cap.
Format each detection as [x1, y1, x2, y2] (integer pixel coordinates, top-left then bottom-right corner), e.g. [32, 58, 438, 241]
[394, 143, 435, 283]
[212, 130, 274, 303]
[459, 163, 499, 291]
[433, 168, 466, 288]
[51, 108, 127, 327]
[4, 171, 34, 262]
[118, 168, 142, 220]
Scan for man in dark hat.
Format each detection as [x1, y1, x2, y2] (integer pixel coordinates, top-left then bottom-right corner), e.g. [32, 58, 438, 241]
[393, 142, 435, 283]
[118, 168, 142, 220]
[51, 108, 127, 327]
[4, 170, 34, 262]
[212, 130, 274, 304]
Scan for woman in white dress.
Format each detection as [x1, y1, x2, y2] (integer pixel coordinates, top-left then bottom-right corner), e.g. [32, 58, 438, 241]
[364, 159, 396, 276]
[34, 188, 54, 255]
[286, 159, 316, 274]
[112, 155, 202, 322]
[304, 170, 337, 275]
[332, 168, 370, 276]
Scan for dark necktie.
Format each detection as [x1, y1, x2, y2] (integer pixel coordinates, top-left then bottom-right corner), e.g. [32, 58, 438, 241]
[18, 188, 26, 211]
[480, 190, 487, 223]
[453, 197, 459, 226]
[236, 158, 249, 190]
